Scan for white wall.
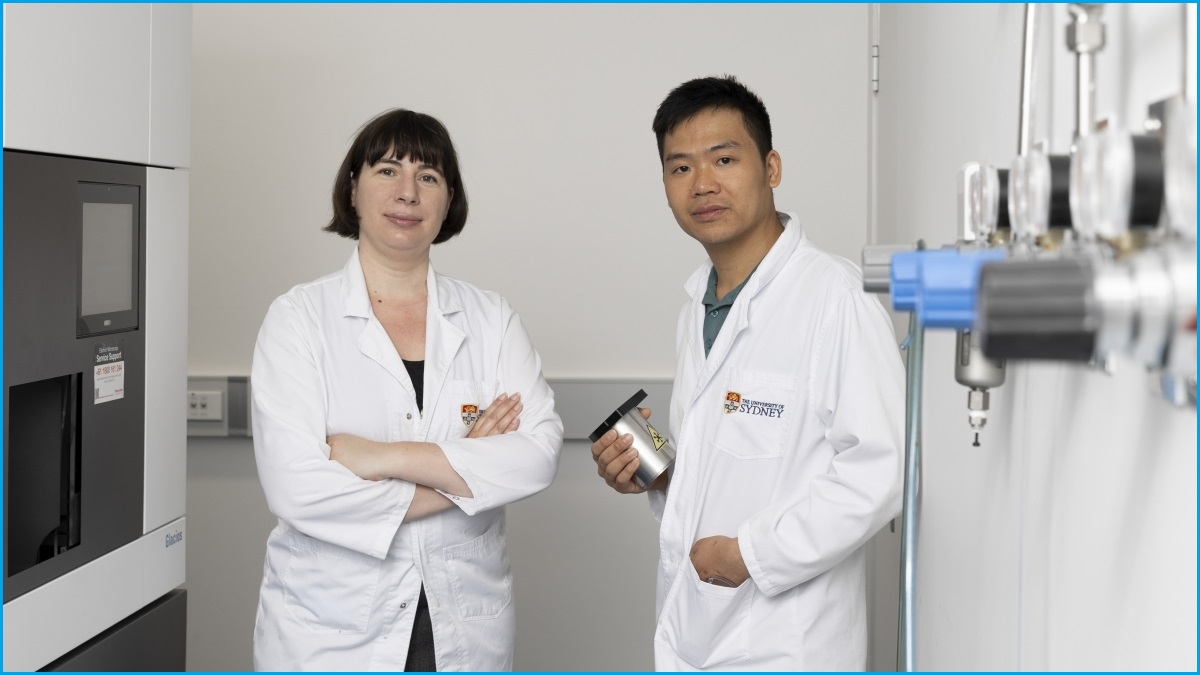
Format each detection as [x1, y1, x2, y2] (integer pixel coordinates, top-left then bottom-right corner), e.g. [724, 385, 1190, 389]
[187, 5, 872, 671]
[189, 4, 870, 379]
[877, 4, 1196, 669]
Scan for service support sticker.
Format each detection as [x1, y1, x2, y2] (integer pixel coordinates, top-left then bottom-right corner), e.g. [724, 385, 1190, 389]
[94, 340, 125, 404]
[461, 404, 480, 427]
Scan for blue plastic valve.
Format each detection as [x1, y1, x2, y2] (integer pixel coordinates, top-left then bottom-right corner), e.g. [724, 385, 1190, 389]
[889, 252, 922, 312]
[919, 249, 1006, 328]
[889, 248, 1006, 328]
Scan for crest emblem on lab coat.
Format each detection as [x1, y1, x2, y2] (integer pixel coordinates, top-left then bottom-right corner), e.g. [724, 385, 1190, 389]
[724, 391, 742, 414]
[461, 404, 479, 426]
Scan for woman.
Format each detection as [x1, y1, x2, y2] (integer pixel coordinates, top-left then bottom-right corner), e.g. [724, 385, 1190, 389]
[251, 109, 563, 671]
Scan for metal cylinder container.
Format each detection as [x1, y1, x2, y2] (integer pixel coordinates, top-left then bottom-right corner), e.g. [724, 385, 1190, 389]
[589, 389, 676, 489]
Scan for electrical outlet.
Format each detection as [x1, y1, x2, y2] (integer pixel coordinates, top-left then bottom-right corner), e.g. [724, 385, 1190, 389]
[187, 390, 224, 421]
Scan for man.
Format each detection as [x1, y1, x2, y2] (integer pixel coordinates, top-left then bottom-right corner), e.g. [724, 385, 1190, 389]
[591, 75, 904, 670]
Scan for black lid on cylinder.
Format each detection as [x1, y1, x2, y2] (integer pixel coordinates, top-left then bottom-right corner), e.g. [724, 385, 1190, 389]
[588, 389, 649, 442]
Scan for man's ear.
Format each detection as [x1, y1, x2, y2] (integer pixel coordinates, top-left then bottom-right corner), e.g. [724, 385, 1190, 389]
[766, 150, 782, 189]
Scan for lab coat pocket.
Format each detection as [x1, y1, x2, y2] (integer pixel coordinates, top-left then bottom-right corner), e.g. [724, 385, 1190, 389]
[713, 370, 795, 459]
[442, 379, 499, 439]
[281, 531, 382, 634]
[655, 560, 754, 668]
[443, 518, 512, 621]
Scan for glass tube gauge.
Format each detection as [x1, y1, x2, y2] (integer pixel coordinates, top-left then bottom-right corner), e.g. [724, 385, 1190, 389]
[1164, 98, 1196, 241]
[1009, 150, 1052, 242]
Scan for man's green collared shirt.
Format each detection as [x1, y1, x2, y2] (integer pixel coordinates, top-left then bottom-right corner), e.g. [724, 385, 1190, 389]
[701, 265, 757, 357]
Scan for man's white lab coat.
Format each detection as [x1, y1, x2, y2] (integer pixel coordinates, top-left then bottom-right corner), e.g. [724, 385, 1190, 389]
[651, 213, 904, 670]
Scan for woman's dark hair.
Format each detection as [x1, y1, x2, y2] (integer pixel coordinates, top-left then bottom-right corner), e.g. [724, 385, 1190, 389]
[326, 109, 468, 244]
[652, 75, 773, 163]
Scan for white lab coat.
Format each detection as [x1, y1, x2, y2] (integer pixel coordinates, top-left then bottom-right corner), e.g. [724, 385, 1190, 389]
[251, 247, 563, 671]
[650, 213, 904, 670]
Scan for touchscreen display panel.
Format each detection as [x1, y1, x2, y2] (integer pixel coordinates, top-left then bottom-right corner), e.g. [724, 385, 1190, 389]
[80, 202, 134, 316]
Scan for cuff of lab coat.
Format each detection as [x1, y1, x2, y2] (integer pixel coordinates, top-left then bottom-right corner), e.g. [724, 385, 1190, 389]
[433, 487, 481, 515]
[435, 439, 486, 516]
[737, 520, 780, 597]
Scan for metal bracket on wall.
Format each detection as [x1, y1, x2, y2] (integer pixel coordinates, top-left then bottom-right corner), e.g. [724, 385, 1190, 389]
[183, 377, 671, 441]
[186, 376, 251, 437]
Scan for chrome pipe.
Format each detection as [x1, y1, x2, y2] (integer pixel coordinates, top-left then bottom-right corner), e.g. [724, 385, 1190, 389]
[896, 314, 925, 672]
[1018, 3, 1038, 155]
[1067, 4, 1105, 138]
[1076, 50, 1096, 137]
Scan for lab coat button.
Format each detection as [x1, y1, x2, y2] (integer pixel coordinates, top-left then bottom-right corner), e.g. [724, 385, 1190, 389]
[400, 602, 407, 609]
[406, 413, 413, 420]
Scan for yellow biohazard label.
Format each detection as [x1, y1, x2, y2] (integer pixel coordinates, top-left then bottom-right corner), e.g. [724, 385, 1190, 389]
[646, 423, 667, 451]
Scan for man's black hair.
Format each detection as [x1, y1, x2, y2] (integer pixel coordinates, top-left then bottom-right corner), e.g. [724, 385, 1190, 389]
[652, 75, 773, 163]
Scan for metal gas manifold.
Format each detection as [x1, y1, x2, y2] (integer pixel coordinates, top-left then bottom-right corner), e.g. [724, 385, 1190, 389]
[976, 97, 1197, 406]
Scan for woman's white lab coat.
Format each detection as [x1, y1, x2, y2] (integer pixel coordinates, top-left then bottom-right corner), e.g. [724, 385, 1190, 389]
[251, 248, 563, 671]
[650, 213, 904, 670]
